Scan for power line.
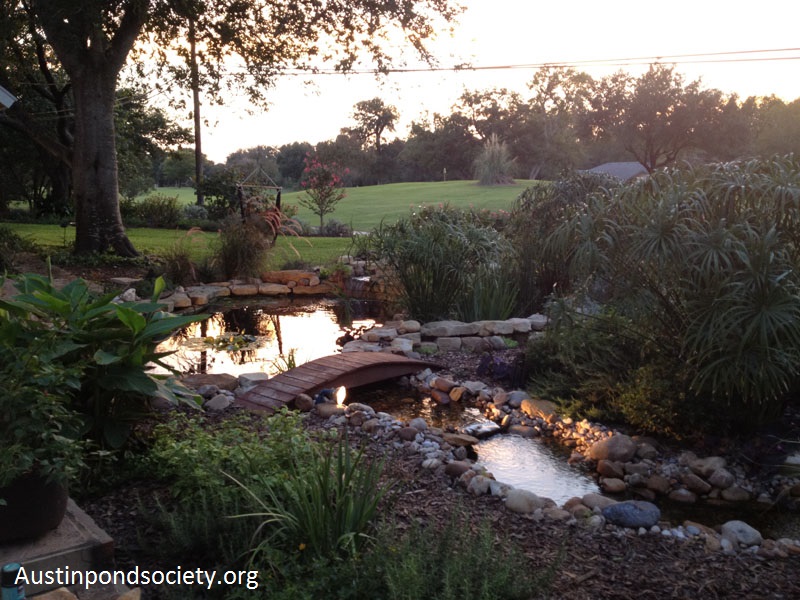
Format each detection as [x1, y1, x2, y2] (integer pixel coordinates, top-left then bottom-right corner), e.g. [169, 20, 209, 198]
[272, 47, 800, 76]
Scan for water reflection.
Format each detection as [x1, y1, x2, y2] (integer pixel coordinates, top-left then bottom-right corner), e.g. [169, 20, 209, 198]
[476, 435, 599, 506]
[155, 298, 383, 377]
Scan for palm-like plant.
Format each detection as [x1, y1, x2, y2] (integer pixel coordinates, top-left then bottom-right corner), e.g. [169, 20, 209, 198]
[537, 156, 800, 432]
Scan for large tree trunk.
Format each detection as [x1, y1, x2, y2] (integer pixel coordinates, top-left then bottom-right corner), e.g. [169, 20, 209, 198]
[71, 71, 138, 256]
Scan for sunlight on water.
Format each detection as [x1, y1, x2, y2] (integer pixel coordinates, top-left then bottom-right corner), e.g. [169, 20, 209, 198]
[476, 436, 599, 506]
[353, 385, 599, 506]
[155, 298, 379, 377]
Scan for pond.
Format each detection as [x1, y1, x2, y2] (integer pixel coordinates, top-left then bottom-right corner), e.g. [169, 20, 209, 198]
[352, 384, 599, 506]
[155, 297, 384, 377]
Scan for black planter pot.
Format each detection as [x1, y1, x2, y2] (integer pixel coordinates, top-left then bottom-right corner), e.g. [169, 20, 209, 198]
[0, 473, 68, 543]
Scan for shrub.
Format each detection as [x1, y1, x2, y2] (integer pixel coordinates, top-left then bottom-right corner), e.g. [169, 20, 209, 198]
[0, 274, 205, 448]
[0, 225, 37, 272]
[319, 218, 353, 238]
[365, 205, 513, 321]
[379, 510, 558, 600]
[509, 172, 621, 313]
[136, 193, 182, 228]
[213, 216, 273, 279]
[161, 228, 208, 285]
[181, 203, 209, 222]
[134, 410, 333, 594]
[532, 157, 800, 434]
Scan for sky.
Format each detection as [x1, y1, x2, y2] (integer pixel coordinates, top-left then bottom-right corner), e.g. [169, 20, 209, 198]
[192, 0, 800, 163]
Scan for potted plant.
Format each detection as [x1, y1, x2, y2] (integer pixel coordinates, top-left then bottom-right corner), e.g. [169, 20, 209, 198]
[0, 346, 87, 542]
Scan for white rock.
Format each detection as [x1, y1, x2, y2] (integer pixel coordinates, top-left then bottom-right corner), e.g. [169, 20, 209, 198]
[505, 488, 547, 514]
[721, 520, 763, 547]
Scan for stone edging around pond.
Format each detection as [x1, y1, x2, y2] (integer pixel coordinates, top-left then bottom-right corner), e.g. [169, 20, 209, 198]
[340, 316, 549, 354]
[186, 369, 800, 560]
[110, 269, 333, 310]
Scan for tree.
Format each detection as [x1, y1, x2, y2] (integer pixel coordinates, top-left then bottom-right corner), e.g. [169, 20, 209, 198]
[588, 64, 724, 172]
[115, 86, 192, 201]
[225, 145, 280, 182]
[9, 0, 458, 256]
[399, 113, 479, 181]
[754, 97, 800, 157]
[276, 141, 313, 187]
[299, 155, 347, 228]
[347, 97, 399, 155]
[514, 67, 594, 178]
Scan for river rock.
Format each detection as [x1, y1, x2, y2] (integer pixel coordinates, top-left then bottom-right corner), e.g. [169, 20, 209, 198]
[204, 394, 233, 412]
[316, 403, 345, 418]
[421, 320, 480, 337]
[468, 475, 491, 496]
[397, 426, 419, 441]
[636, 443, 659, 460]
[431, 376, 457, 392]
[443, 432, 480, 447]
[398, 320, 421, 334]
[449, 386, 468, 402]
[436, 337, 462, 352]
[645, 474, 672, 495]
[506, 390, 530, 408]
[444, 461, 473, 479]
[600, 478, 627, 494]
[586, 434, 637, 462]
[361, 419, 382, 434]
[505, 488, 547, 514]
[463, 421, 501, 439]
[602, 500, 661, 529]
[682, 473, 712, 495]
[690, 456, 726, 478]
[409, 417, 428, 431]
[668, 488, 697, 504]
[293, 393, 314, 412]
[507, 425, 537, 438]
[708, 468, 735, 489]
[520, 398, 559, 421]
[597, 459, 624, 479]
[430, 389, 451, 405]
[528, 313, 549, 331]
[720, 520, 763, 547]
[721, 486, 751, 502]
[582, 493, 617, 511]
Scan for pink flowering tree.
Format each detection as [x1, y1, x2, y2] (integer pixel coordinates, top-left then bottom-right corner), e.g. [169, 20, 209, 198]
[299, 155, 348, 228]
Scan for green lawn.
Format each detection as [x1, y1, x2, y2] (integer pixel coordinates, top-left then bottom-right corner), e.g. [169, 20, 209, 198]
[153, 180, 537, 231]
[5, 223, 351, 270]
[6, 180, 535, 267]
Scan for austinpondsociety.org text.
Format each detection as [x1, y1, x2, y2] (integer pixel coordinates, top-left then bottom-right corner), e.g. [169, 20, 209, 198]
[14, 565, 259, 591]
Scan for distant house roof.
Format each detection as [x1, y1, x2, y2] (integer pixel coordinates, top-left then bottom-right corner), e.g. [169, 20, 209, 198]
[586, 162, 648, 181]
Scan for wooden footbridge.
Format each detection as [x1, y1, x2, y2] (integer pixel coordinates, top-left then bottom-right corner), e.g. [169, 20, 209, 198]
[236, 352, 437, 414]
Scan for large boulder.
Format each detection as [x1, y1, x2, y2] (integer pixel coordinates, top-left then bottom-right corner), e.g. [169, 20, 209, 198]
[602, 500, 661, 529]
[586, 434, 637, 463]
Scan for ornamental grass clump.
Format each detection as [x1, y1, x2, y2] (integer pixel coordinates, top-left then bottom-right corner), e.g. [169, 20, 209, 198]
[365, 204, 513, 321]
[230, 431, 392, 569]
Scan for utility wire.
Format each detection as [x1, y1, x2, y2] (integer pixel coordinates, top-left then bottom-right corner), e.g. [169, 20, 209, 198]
[271, 47, 800, 75]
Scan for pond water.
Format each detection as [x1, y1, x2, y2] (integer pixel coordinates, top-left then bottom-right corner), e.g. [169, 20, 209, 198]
[352, 384, 599, 506]
[155, 297, 383, 377]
